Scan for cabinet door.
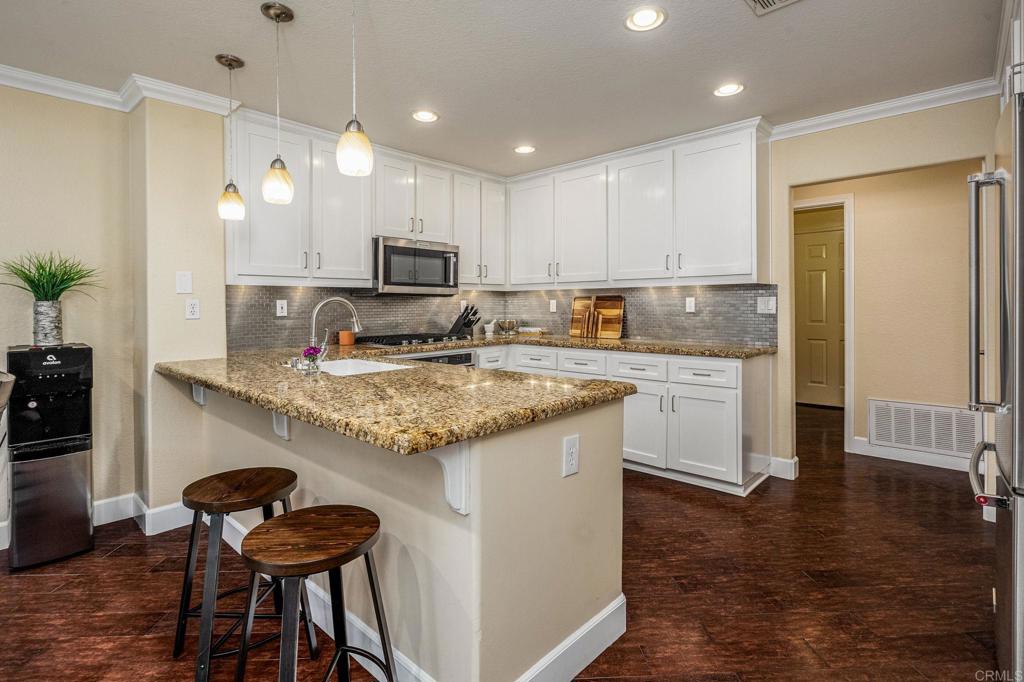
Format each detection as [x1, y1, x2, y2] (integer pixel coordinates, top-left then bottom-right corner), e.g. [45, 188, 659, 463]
[509, 177, 555, 284]
[374, 155, 416, 238]
[554, 164, 607, 283]
[453, 174, 482, 282]
[311, 139, 372, 281]
[607, 150, 673, 281]
[481, 181, 507, 285]
[674, 131, 753, 276]
[667, 384, 739, 483]
[623, 380, 669, 468]
[415, 164, 452, 242]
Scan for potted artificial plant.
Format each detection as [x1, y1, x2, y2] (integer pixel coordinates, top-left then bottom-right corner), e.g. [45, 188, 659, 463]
[1, 252, 100, 346]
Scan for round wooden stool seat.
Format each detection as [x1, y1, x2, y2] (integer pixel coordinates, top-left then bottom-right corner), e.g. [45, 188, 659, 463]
[241, 505, 381, 577]
[182, 467, 298, 514]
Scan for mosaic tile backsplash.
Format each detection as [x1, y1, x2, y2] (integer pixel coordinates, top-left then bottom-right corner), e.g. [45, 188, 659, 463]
[226, 284, 777, 350]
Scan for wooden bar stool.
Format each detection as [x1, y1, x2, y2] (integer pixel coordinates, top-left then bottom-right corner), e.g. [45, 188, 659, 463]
[176, 467, 319, 682]
[238, 505, 397, 682]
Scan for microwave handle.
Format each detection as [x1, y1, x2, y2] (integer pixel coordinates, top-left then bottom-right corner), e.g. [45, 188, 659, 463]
[447, 253, 458, 286]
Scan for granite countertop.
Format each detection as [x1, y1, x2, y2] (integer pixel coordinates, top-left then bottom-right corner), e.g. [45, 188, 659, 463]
[155, 348, 637, 455]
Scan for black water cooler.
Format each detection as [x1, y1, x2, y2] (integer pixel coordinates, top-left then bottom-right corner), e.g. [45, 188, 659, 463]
[6, 344, 94, 569]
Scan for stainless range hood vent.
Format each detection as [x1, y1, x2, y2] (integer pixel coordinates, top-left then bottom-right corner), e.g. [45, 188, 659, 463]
[742, 0, 805, 16]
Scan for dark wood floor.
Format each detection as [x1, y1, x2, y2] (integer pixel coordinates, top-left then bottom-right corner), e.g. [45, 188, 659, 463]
[0, 406, 996, 681]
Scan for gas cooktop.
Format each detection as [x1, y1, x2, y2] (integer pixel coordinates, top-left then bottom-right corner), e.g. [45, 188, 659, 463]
[356, 333, 472, 347]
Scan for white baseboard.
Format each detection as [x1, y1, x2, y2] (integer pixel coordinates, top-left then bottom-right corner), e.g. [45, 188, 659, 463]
[770, 456, 799, 480]
[847, 436, 970, 472]
[624, 461, 770, 497]
[514, 593, 627, 682]
[133, 496, 194, 536]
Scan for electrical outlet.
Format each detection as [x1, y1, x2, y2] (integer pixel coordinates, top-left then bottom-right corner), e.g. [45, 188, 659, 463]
[185, 298, 200, 320]
[175, 271, 193, 294]
[685, 297, 696, 313]
[276, 300, 288, 317]
[562, 434, 580, 477]
[549, 299, 557, 313]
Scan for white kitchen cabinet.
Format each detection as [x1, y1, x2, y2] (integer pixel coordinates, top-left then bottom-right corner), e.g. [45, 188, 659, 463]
[512, 346, 558, 371]
[480, 181, 507, 285]
[607, 150, 674, 281]
[416, 164, 453, 242]
[475, 347, 507, 369]
[310, 139, 373, 280]
[554, 164, 607, 283]
[374, 154, 417, 238]
[667, 384, 739, 483]
[622, 379, 669, 469]
[674, 130, 753, 277]
[453, 174, 482, 282]
[509, 177, 555, 284]
[234, 118, 311, 277]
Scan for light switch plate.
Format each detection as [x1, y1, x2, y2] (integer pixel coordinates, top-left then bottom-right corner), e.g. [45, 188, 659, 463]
[276, 300, 288, 317]
[685, 297, 696, 313]
[549, 299, 557, 313]
[185, 298, 200, 320]
[766, 296, 777, 314]
[175, 271, 193, 294]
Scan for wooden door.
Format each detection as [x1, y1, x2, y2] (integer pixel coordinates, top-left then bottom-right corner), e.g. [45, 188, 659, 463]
[795, 223, 845, 406]
[310, 139, 372, 281]
[554, 163, 608, 283]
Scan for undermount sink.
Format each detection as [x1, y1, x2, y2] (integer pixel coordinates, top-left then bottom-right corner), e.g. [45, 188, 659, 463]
[318, 359, 412, 377]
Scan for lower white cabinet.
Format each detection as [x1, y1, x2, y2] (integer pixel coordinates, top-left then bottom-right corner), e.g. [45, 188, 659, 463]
[667, 384, 739, 483]
[622, 379, 669, 469]
[474, 347, 507, 369]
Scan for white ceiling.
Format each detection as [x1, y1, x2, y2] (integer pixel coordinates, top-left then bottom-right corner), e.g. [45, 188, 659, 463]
[0, 0, 1005, 175]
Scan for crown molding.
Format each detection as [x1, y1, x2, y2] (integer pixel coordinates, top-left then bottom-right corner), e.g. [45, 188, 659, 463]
[0, 63, 125, 110]
[770, 78, 1001, 142]
[118, 73, 236, 115]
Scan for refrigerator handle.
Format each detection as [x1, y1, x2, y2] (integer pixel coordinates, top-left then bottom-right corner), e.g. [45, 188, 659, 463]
[968, 171, 1009, 413]
[969, 440, 1011, 509]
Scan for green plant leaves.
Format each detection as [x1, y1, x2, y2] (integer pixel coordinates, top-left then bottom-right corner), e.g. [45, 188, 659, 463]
[0, 252, 101, 302]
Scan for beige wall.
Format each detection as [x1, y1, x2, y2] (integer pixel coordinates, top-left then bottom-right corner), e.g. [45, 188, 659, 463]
[770, 96, 1001, 458]
[792, 158, 982, 438]
[0, 85, 135, 508]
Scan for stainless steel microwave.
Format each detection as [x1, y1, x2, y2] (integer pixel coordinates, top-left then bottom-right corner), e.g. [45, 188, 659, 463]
[373, 237, 459, 295]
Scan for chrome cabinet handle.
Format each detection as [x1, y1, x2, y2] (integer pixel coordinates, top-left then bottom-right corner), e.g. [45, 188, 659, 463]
[677, 253, 683, 269]
[556, 262, 561, 276]
[303, 251, 308, 269]
[691, 371, 712, 377]
[671, 395, 676, 412]
[483, 264, 488, 278]
[409, 217, 415, 232]
[629, 366, 646, 372]
[476, 264, 481, 277]
[316, 252, 321, 269]
[547, 262, 552, 277]
[665, 254, 670, 270]
[418, 218, 424, 233]
[968, 171, 1009, 412]
[969, 441, 1010, 507]
[659, 395, 664, 412]
[572, 361, 588, 366]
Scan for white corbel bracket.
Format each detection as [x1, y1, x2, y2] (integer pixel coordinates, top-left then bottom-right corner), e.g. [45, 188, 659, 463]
[191, 384, 207, 406]
[427, 442, 471, 516]
[272, 412, 291, 441]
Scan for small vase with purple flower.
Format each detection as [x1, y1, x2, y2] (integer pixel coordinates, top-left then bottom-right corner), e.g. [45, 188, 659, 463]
[302, 345, 323, 376]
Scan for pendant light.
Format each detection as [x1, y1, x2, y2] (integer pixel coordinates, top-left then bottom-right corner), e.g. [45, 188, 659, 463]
[216, 54, 246, 221]
[336, 0, 373, 176]
[261, 2, 295, 204]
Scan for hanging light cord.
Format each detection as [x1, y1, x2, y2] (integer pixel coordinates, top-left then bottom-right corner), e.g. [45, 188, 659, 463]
[275, 18, 281, 157]
[227, 65, 234, 182]
[351, 2, 357, 119]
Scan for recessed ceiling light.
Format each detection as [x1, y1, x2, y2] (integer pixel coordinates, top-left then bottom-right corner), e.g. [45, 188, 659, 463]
[714, 83, 745, 97]
[626, 6, 666, 31]
[514, 145, 536, 155]
[412, 110, 439, 123]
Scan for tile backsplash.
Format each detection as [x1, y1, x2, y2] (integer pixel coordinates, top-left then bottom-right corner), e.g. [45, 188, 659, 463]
[226, 284, 777, 350]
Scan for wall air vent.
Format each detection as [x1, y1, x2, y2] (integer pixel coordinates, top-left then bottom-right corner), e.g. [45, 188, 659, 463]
[869, 399, 981, 459]
[742, 0, 806, 16]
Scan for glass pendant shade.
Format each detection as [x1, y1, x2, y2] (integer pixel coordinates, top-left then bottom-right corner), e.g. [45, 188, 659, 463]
[261, 156, 294, 205]
[337, 119, 374, 177]
[218, 182, 246, 220]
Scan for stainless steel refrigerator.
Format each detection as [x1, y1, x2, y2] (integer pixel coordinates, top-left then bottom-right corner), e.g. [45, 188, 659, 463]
[968, 61, 1024, 677]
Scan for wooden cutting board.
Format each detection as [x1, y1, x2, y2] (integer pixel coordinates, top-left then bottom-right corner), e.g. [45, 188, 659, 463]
[570, 295, 624, 338]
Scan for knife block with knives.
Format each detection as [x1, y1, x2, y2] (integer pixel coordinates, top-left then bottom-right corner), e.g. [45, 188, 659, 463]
[448, 304, 482, 336]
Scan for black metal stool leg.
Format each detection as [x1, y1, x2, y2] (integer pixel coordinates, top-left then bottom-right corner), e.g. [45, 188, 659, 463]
[262, 502, 285, 615]
[300, 579, 320, 660]
[365, 551, 397, 682]
[234, 571, 261, 682]
[278, 577, 303, 682]
[327, 567, 350, 682]
[173, 510, 202, 658]
[195, 512, 225, 682]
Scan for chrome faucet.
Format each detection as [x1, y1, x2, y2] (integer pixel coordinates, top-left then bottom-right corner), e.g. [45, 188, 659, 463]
[309, 296, 364, 349]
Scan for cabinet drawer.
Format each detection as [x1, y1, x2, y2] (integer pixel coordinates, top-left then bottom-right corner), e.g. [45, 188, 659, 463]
[557, 351, 606, 376]
[609, 354, 668, 382]
[668, 359, 738, 388]
[475, 348, 506, 369]
[514, 347, 558, 370]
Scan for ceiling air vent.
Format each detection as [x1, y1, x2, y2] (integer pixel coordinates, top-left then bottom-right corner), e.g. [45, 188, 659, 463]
[742, 0, 805, 16]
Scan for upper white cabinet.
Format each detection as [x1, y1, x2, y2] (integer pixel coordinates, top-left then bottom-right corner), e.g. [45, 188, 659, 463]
[607, 150, 674, 281]
[415, 164, 453, 242]
[554, 164, 607, 284]
[510, 177, 555, 284]
[234, 118, 311, 278]
[480, 181, 507, 285]
[374, 155, 416, 238]
[311, 139, 373, 280]
[674, 130, 754, 277]
[453, 173, 482, 282]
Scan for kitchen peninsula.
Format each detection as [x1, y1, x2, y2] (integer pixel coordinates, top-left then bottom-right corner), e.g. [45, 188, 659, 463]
[155, 347, 636, 682]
